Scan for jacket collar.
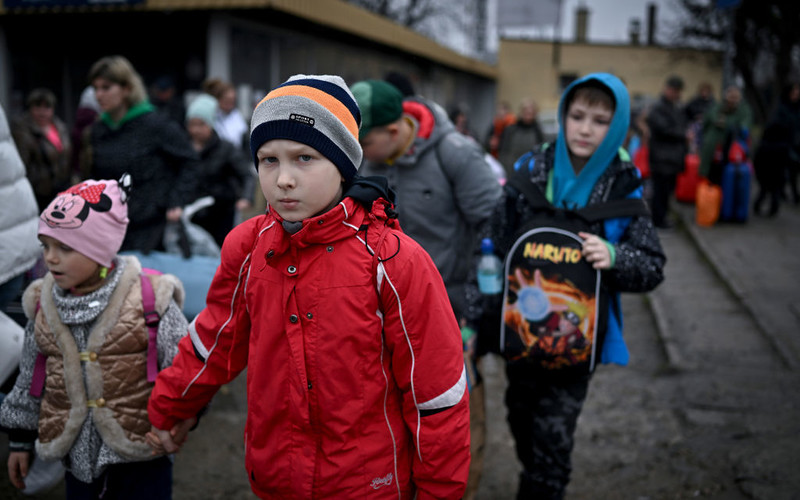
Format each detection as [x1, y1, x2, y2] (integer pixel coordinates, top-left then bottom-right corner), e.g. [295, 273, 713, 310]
[266, 197, 367, 251]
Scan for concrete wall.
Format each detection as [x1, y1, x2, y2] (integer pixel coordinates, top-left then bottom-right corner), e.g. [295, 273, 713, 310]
[498, 38, 723, 119]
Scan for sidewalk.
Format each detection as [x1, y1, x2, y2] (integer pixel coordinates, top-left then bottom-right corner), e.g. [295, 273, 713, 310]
[671, 198, 800, 369]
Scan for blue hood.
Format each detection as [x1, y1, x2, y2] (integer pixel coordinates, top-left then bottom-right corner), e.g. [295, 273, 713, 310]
[552, 73, 630, 208]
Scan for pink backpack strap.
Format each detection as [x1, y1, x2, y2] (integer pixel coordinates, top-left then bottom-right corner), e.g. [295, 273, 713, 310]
[30, 353, 47, 398]
[140, 270, 161, 383]
[30, 301, 47, 397]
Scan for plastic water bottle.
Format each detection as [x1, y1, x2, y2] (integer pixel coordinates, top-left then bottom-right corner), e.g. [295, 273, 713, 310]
[477, 238, 503, 295]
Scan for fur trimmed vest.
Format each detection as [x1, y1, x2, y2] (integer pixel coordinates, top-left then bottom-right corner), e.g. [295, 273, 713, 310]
[21, 256, 184, 461]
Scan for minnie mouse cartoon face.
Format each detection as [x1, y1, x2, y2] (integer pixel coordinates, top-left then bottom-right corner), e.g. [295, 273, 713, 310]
[40, 182, 112, 229]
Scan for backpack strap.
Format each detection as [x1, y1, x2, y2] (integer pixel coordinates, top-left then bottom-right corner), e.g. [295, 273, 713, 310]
[370, 222, 395, 310]
[29, 300, 47, 398]
[507, 160, 651, 222]
[30, 355, 47, 398]
[506, 161, 551, 211]
[140, 271, 161, 383]
[576, 198, 651, 222]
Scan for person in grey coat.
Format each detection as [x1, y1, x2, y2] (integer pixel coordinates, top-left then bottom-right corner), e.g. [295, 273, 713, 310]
[351, 79, 502, 325]
[0, 103, 40, 310]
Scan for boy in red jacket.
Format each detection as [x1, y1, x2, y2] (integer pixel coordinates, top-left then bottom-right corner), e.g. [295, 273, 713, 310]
[146, 74, 470, 499]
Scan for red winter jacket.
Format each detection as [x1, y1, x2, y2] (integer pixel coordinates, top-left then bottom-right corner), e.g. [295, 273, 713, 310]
[148, 195, 470, 499]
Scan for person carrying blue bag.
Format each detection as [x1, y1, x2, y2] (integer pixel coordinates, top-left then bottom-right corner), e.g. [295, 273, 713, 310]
[477, 73, 666, 499]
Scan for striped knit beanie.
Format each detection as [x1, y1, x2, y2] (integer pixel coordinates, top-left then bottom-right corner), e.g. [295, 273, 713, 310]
[250, 74, 362, 183]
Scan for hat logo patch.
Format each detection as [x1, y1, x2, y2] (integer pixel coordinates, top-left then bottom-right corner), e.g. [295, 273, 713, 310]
[290, 113, 315, 127]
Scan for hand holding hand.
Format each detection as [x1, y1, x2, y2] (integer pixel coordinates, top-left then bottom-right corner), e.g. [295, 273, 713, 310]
[146, 417, 197, 455]
[579, 232, 612, 270]
[8, 451, 30, 489]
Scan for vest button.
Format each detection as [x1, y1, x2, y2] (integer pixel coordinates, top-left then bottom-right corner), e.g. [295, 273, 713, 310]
[89, 352, 98, 362]
[306, 313, 313, 319]
[96, 398, 106, 407]
[289, 314, 298, 323]
[287, 265, 297, 274]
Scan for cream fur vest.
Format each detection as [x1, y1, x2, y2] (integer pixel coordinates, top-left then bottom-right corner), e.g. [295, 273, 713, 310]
[22, 256, 184, 460]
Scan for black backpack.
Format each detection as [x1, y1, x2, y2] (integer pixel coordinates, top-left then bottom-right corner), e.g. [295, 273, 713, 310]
[497, 165, 649, 374]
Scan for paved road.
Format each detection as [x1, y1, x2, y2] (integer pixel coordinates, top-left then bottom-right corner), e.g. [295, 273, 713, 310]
[478, 198, 800, 499]
[3, 199, 799, 500]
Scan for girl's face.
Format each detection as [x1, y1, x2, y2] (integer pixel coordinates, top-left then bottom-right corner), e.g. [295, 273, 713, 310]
[565, 97, 612, 166]
[219, 89, 236, 113]
[256, 139, 344, 222]
[92, 77, 130, 116]
[39, 235, 103, 290]
[187, 118, 213, 145]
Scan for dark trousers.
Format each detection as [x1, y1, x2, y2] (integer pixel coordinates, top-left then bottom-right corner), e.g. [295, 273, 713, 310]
[650, 172, 678, 226]
[64, 456, 172, 500]
[505, 364, 590, 500]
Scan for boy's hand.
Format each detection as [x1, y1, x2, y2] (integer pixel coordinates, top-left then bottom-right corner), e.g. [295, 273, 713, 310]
[8, 451, 31, 489]
[579, 232, 611, 270]
[146, 417, 197, 455]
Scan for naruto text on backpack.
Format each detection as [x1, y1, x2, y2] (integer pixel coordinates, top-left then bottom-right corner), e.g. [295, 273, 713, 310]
[499, 162, 650, 374]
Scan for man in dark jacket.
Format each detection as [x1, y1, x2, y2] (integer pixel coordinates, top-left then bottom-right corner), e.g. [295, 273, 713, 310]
[497, 98, 544, 177]
[646, 76, 689, 229]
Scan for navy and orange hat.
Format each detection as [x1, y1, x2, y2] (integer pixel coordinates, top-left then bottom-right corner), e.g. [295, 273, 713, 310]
[250, 74, 362, 183]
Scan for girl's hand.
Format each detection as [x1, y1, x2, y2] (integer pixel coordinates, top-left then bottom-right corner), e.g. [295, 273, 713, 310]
[579, 232, 612, 270]
[8, 451, 30, 489]
[146, 417, 198, 455]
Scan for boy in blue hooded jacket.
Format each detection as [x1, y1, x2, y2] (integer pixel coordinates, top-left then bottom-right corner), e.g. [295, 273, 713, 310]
[479, 73, 665, 498]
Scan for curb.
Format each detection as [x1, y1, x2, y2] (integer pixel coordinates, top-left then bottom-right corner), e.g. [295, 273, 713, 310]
[646, 290, 692, 372]
[673, 204, 797, 370]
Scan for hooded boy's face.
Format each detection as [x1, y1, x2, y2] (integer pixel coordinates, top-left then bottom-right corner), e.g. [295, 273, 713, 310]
[256, 139, 344, 222]
[564, 97, 613, 164]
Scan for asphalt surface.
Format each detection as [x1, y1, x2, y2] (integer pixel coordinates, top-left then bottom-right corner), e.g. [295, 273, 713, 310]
[2, 194, 799, 499]
[477, 195, 800, 500]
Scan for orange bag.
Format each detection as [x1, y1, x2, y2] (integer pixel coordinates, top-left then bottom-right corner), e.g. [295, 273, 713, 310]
[695, 179, 722, 227]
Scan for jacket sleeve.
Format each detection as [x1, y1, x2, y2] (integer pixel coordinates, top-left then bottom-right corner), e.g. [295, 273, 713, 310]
[0, 320, 41, 449]
[156, 300, 190, 371]
[379, 237, 470, 499]
[148, 224, 253, 431]
[605, 208, 666, 294]
[438, 132, 503, 228]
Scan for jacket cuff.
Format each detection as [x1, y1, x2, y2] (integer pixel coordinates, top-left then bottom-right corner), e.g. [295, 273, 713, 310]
[5, 428, 37, 450]
[602, 239, 617, 269]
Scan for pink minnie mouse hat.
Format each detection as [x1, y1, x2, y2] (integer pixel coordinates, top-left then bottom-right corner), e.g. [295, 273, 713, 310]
[38, 174, 132, 267]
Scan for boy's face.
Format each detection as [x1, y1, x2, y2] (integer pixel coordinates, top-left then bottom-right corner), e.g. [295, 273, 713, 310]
[360, 125, 399, 163]
[564, 98, 612, 162]
[256, 139, 344, 222]
[39, 234, 102, 290]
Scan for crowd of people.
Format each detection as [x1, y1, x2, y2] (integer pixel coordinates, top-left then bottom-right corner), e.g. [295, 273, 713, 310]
[0, 55, 794, 500]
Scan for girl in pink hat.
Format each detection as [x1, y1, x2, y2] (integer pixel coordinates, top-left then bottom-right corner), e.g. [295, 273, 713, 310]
[0, 175, 189, 500]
